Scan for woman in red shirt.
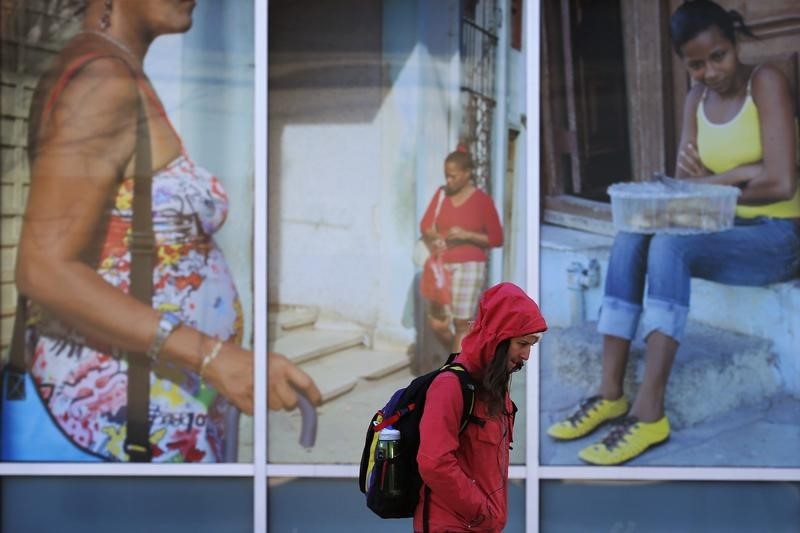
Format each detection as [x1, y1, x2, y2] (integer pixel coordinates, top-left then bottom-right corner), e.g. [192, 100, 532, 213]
[420, 151, 504, 352]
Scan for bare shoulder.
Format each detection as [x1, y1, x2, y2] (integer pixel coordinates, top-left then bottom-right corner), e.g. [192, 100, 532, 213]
[751, 64, 793, 102]
[53, 56, 139, 115]
[41, 56, 140, 151]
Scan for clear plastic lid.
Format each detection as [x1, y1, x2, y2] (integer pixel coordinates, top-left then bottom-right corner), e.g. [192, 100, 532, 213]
[379, 428, 401, 441]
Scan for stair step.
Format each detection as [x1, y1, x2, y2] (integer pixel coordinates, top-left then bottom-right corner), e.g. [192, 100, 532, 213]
[270, 306, 319, 331]
[541, 320, 780, 429]
[299, 347, 410, 403]
[270, 329, 366, 364]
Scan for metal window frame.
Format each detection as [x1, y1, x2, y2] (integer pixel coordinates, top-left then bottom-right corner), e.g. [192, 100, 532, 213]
[2, 3, 799, 533]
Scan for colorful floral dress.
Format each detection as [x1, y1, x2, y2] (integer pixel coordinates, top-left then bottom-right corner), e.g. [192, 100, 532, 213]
[28, 153, 243, 463]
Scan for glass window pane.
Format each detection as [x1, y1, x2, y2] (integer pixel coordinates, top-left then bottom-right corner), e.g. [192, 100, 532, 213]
[1, 0, 254, 463]
[268, 478, 525, 532]
[541, 480, 800, 533]
[267, 0, 530, 466]
[1, 477, 252, 533]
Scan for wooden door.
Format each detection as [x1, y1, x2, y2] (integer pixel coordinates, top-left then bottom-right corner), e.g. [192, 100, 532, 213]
[540, 0, 632, 201]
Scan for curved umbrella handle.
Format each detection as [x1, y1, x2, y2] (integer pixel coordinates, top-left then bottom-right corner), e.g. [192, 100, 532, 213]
[294, 388, 318, 449]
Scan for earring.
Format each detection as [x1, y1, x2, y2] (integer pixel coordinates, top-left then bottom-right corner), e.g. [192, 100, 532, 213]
[99, 0, 113, 31]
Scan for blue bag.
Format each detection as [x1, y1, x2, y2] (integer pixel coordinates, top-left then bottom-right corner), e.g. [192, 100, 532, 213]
[1, 366, 103, 462]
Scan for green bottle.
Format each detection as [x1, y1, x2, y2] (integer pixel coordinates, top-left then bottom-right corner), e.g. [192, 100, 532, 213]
[375, 427, 402, 498]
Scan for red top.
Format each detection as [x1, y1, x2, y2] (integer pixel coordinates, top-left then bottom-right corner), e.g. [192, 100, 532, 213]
[419, 188, 503, 263]
[414, 283, 547, 532]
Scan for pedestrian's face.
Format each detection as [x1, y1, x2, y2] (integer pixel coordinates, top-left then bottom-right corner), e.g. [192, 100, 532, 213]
[506, 334, 541, 373]
[681, 25, 739, 95]
[444, 161, 471, 195]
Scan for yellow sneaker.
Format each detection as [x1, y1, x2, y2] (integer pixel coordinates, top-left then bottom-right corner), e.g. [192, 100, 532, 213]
[578, 416, 670, 465]
[547, 395, 630, 440]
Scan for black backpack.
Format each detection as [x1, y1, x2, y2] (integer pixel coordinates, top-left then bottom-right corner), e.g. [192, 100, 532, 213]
[358, 354, 477, 525]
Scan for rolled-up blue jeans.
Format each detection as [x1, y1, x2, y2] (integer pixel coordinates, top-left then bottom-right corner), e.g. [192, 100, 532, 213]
[598, 217, 800, 343]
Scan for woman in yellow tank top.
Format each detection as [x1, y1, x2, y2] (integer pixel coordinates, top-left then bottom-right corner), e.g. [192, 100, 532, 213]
[547, 0, 800, 466]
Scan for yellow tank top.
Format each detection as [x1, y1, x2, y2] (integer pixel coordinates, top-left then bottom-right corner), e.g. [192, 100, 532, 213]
[696, 71, 800, 219]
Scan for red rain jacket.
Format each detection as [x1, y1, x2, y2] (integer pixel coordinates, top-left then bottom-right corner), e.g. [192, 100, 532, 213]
[414, 283, 547, 532]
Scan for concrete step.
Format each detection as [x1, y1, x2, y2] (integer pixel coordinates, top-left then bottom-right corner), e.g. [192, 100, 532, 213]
[298, 347, 410, 403]
[540, 320, 781, 429]
[269, 328, 366, 364]
[273, 306, 319, 331]
[268, 305, 319, 340]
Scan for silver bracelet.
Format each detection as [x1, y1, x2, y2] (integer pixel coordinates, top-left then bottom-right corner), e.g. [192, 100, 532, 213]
[200, 340, 224, 379]
[146, 312, 182, 362]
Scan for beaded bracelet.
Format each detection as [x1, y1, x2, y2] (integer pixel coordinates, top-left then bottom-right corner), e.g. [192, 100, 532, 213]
[199, 340, 224, 379]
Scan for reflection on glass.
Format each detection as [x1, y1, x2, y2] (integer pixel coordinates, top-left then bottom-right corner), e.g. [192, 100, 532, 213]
[0, 0, 254, 463]
[541, 480, 800, 533]
[539, 0, 800, 467]
[269, 477, 525, 532]
[1, 477, 252, 533]
[267, 0, 529, 465]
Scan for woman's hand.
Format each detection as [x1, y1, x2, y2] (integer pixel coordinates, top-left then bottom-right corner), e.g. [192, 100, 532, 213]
[429, 236, 447, 253]
[677, 141, 710, 178]
[268, 352, 322, 411]
[446, 226, 490, 248]
[446, 226, 470, 242]
[423, 228, 447, 253]
[203, 343, 255, 415]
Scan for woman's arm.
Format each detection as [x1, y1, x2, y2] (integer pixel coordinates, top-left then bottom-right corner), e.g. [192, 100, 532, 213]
[16, 58, 254, 414]
[445, 226, 490, 247]
[420, 189, 446, 252]
[675, 84, 706, 178]
[725, 65, 796, 202]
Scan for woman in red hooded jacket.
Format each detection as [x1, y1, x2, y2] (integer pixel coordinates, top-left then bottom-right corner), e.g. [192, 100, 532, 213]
[414, 282, 548, 532]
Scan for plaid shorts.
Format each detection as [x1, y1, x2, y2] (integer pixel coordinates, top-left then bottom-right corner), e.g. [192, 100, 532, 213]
[445, 261, 487, 320]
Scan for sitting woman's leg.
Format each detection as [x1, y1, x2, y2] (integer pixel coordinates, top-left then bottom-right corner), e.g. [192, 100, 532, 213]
[597, 231, 652, 399]
[635, 218, 800, 420]
[548, 232, 651, 440]
[581, 219, 800, 464]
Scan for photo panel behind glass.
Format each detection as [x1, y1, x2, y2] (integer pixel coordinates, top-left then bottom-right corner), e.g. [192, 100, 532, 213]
[267, 0, 531, 464]
[538, 0, 800, 467]
[0, 0, 255, 464]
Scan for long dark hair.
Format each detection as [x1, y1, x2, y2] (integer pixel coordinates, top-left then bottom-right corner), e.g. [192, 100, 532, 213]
[669, 0, 757, 57]
[481, 339, 512, 417]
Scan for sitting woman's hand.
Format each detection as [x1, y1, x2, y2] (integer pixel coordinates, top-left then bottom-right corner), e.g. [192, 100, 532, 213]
[677, 141, 711, 178]
[268, 352, 322, 410]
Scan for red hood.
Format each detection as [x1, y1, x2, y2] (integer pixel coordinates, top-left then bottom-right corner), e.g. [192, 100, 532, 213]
[457, 282, 547, 376]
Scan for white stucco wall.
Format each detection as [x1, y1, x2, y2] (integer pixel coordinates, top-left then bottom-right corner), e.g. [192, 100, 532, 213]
[268, 0, 461, 341]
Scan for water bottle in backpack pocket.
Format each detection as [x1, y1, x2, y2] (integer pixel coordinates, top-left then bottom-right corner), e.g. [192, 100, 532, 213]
[372, 427, 403, 498]
[358, 355, 477, 520]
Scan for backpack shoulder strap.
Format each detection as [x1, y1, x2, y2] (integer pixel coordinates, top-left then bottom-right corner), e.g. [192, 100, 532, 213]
[441, 363, 477, 433]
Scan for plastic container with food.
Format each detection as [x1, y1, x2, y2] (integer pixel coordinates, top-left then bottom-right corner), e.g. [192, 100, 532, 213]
[607, 176, 740, 235]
